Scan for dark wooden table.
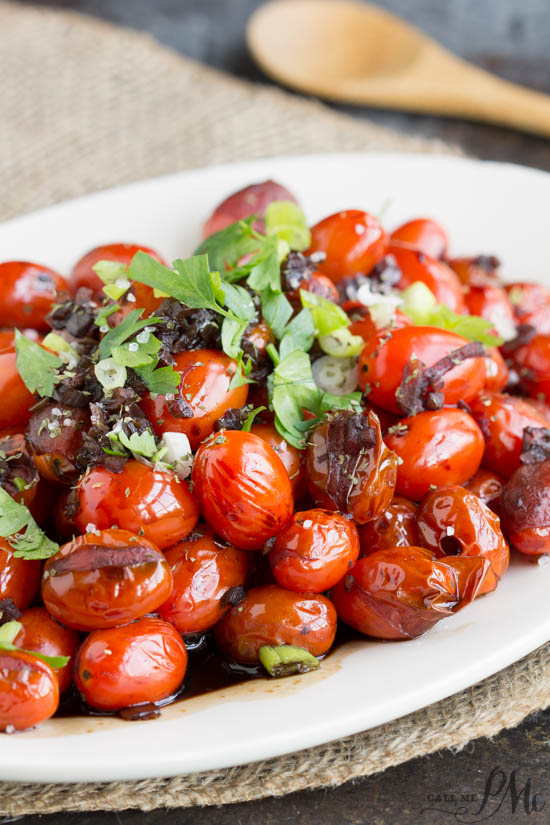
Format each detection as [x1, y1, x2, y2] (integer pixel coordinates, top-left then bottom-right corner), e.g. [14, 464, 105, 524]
[10, 2, 550, 823]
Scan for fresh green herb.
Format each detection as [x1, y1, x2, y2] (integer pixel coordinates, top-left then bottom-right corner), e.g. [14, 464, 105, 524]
[246, 236, 286, 294]
[95, 304, 121, 328]
[319, 391, 362, 413]
[300, 290, 350, 336]
[258, 644, 320, 677]
[14, 331, 62, 398]
[134, 363, 181, 395]
[98, 309, 160, 359]
[111, 333, 161, 369]
[13, 478, 27, 492]
[279, 309, 315, 360]
[264, 201, 311, 251]
[193, 218, 260, 273]
[241, 406, 266, 432]
[0, 621, 70, 668]
[228, 352, 255, 390]
[0, 488, 59, 559]
[118, 429, 158, 459]
[270, 350, 320, 449]
[260, 289, 293, 340]
[41, 333, 79, 362]
[92, 261, 132, 301]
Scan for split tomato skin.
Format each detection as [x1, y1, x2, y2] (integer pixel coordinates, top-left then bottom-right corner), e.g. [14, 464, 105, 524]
[14, 607, 79, 694]
[385, 408, 485, 501]
[358, 496, 419, 556]
[307, 210, 388, 282]
[213, 584, 337, 664]
[0, 537, 41, 609]
[358, 326, 486, 414]
[191, 430, 294, 551]
[306, 410, 398, 525]
[269, 509, 360, 593]
[390, 218, 448, 259]
[141, 349, 249, 450]
[74, 616, 188, 712]
[469, 392, 549, 478]
[0, 261, 67, 329]
[73, 460, 199, 550]
[464, 468, 505, 513]
[70, 243, 167, 295]
[500, 459, 550, 556]
[0, 650, 59, 731]
[250, 421, 305, 495]
[416, 485, 509, 595]
[390, 247, 465, 313]
[331, 546, 489, 641]
[158, 526, 248, 635]
[41, 528, 173, 631]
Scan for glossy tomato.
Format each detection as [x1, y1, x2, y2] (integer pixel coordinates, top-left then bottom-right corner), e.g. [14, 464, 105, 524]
[447, 255, 501, 288]
[463, 284, 516, 339]
[464, 468, 505, 512]
[269, 509, 359, 593]
[500, 458, 550, 556]
[390, 247, 465, 313]
[250, 421, 305, 495]
[509, 334, 550, 403]
[358, 496, 419, 556]
[0, 649, 59, 731]
[505, 282, 550, 335]
[70, 243, 166, 294]
[74, 616, 188, 711]
[307, 210, 388, 282]
[484, 347, 509, 393]
[73, 460, 198, 550]
[390, 218, 448, 259]
[0, 538, 41, 609]
[214, 584, 337, 664]
[141, 349, 249, 450]
[385, 408, 485, 500]
[26, 403, 89, 484]
[0, 261, 67, 329]
[0, 432, 39, 507]
[14, 607, 79, 693]
[0, 333, 37, 429]
[41, 528, 173, 631]
[191, 430, 293, 551]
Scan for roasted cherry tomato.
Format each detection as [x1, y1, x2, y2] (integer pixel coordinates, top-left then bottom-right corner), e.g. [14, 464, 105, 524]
[524, 397, 550, 425]
[158, 526, 248, 635]
[464, 468, 505, 513]
[447, 255, 501, 288]
[250, 421, 305, 495]
[192, 430, 293, 551]
[202, 180, 298, 238]
[14, 607, 79, 693]
[141, 349, 249, 450]
[484, 347, 509, 393]
[0, 432, 39, 507]
[358, 326, 486, 415]
[500, 457, 550, 556]
[385, 409, 485, 500]
[74, 616, 187, 712]
[469, 392, 549, 478]
[269, 509, 359, 593]
[416, 485, 509, 595]
[73, 460, 198, 550]
[286, 271, 339, 310]
[0, 649, 59, 731]
[26, 403, 89, 484]
[331, 547, 490, 640]
[505, 282, 550, 335]
[358, 496, 419, 556]
[70, 243, 166, 295]
[306, 410, 397, 524]
[0, 336, 37, 430]
[347, 305, 410, 343]
[214, 584, 337, 664]
[509, 334, 550, 403]
[0, 261, 67, 329]
[307, 210, 388, 282]
[390, 247, 465, 313]
[0, 538, 41, 609]
[41, 528, 173, 631]
[463, 285, 515, 339]
[390, 218, 448, 259]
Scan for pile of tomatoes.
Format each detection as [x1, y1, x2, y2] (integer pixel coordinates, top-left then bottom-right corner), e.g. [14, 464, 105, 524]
[1, 179, 549, 734]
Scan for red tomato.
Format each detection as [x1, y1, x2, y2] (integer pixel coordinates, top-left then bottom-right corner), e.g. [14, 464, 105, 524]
[484, 347, 509, 393]
[347, 304, 411, 342]
[140, 349, 249, 450]
[26, 403, 90, 485]
[464, 468, 505, 513]
[286, 271, 339, 310]
[214, 584, 337, 664]
[0, 353, 36, 430]
[42, 528, 173, 631]
[447, 256, 501, 288]
[463, 284, 515, 337]
[505, 282, 550, 335]
[500, 459, 550, 556]
[74, 617, 187, 712]
[510, 334, 550, 403]
[0, 261, 67, 329]
[385, 409, 485, 500]
[70, 243, 167, 295]
[358, 326, 486, 414]
[14, 607, 79, 693]
[202, 180, 298, 238]
[0, 649, 59, 731]
[390, 218, 448, 259]
[306, 410, 397, 524]
[416, 485, 509, 595]
[269, 509, 360, 593]
[0, 432, 39, 507]
[469, 392, 548, 478]
[73, 460, 198, 550]
[358, 497, 419, 556]
[307, 210, 388, 282]
[331, 547, 489, 640]
[250, 421, 305, 495]
[390, 247, 465, 313]
[191, 430, 293, 551]
[158, 526, 248, 635]
[0, 538, 41, 609]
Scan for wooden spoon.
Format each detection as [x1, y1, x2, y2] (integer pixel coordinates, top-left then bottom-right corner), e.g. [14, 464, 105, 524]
[247, 0, 550, 137]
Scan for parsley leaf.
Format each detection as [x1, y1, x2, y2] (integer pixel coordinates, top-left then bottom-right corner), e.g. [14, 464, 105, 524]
[228, 352, 255, 390]
[270, 351, 320, 449]
[193, 218, 260, 273]
[135, 363, 181, 394]
[261, 289, 293, 340]
[98, 309, 160, 359]
[118, 430, 158, 459]
[111, 333, 161, 368]
[14, 331, 62, 398]
[0, 488, 59, 560]
[279, 309, 315, 360]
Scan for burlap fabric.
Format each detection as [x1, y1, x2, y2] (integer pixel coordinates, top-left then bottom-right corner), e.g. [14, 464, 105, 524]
[1, 0, 549, 815]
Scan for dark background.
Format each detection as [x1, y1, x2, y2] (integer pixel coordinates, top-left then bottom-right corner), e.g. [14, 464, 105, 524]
[10, 1, 550, 823]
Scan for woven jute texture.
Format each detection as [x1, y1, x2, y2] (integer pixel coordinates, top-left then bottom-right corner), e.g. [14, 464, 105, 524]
[1, 0, 549, 816]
